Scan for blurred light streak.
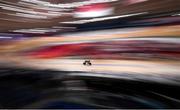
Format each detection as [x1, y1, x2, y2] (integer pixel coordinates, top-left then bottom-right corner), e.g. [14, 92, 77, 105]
[13, 28, 60, 34]
[21, 0, 118, 8]
[74, 7, 114, 18]
[74, 3, 114, 18]
[0, 37, 12, 39]
[62, 12, 148, 24]
[16, 13, 48, 19]
[125, 0, 148, 5]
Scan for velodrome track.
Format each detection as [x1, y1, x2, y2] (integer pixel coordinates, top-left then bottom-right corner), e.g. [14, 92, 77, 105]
[0, 25, 180, 84]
